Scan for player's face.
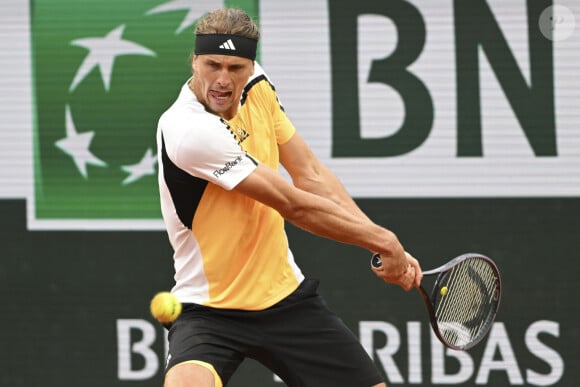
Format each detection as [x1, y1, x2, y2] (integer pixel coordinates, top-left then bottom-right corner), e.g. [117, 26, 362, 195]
[192, 54, 254, 120]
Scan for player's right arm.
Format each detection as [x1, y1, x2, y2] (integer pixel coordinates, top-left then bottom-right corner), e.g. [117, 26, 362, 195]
[234, 163, 420, 290]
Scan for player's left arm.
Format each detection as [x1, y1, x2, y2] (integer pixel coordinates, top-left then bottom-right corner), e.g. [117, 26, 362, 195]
[279, 132, 370, 221]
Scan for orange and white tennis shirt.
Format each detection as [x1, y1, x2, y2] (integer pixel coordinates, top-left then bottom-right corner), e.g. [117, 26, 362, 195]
[156, 63, 304, 310]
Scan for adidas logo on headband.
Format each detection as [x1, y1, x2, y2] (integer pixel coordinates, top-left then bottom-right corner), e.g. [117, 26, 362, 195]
[219, 39, 236, 51]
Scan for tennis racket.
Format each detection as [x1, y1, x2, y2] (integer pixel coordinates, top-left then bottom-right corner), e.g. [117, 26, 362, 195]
[371, 252, 501, 350]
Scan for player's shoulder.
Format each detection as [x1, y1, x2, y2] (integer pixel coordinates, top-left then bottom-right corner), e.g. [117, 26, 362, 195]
[249, 62, 275, 87]
[251, 62, 267, 80]
[160, 91, 224, 149]
[161, 82, 213, 124]
[243, 62, 277, 103]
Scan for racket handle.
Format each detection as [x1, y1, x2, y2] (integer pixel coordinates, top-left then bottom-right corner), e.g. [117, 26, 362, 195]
[371, 253, 382, 268]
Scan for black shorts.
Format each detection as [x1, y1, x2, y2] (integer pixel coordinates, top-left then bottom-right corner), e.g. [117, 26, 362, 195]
[166, 279, 383, 387]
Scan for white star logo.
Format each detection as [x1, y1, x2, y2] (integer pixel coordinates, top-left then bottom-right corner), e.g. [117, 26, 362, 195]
[55, 105, 107, 179]
[58, 5, 223, 187]
[146, 0, 223, 34]
[121, 148, 158, 185]
[69, 25, 156, 92]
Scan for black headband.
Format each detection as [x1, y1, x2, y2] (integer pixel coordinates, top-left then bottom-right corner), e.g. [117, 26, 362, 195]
[195, 33, 257, 61]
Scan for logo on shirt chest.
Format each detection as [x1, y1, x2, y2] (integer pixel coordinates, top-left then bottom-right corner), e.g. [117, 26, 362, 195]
[234, 127, 250, 143]
[221, 118, 250, 144]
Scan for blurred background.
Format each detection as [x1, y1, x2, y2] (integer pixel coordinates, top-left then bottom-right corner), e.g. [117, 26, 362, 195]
[0, 0, 578, 385]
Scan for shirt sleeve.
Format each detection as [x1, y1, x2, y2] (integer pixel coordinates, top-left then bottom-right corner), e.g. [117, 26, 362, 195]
[160, 111, 257, 191]
[252, 63, 297, 145]
[274, 103, 297, 145]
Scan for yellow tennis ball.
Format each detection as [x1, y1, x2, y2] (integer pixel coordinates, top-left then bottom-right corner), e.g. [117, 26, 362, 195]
[440, 286, 448, 296]
[150, 292, 182, 324]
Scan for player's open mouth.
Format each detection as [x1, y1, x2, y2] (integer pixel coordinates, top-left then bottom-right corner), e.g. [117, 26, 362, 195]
[209, 90, 232, 103]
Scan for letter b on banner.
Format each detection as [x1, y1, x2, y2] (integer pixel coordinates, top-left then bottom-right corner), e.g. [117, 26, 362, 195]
[117, 319, 159, 380]
[329, 0, 433, 157]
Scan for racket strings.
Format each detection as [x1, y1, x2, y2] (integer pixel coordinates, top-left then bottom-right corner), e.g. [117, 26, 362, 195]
[434, 258, 498, 347]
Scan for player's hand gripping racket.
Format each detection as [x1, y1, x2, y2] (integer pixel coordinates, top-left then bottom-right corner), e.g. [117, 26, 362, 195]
[371, 252, 501, 350]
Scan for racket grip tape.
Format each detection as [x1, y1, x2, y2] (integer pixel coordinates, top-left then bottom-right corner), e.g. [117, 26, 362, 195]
[371, 253, 382, 268]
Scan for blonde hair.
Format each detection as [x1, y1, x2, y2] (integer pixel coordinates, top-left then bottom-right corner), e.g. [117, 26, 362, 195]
[195, 8, 260, 42]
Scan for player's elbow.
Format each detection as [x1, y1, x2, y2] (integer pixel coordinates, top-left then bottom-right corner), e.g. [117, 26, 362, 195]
[278, 201, 310, 224]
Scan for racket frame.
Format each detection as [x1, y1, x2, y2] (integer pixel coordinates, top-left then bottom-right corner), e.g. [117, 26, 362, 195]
[371, 252, 501, 350]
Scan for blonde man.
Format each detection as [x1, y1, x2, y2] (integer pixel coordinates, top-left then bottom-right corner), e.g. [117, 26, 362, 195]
[156, 8, 422, 387]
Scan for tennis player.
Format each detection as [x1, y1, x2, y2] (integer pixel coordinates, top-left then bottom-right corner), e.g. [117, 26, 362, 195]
[156, 7, 422, 387]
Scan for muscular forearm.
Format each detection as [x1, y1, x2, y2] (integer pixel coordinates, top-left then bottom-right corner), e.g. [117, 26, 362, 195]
[235, 163, 413, 284]
[292, 161, 371, 221]
[236, 163, 405, 270]
[282, 188, 402, 259]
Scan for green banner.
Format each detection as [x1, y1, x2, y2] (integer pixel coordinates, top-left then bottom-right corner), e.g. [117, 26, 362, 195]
[31, 0, 258, 222]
